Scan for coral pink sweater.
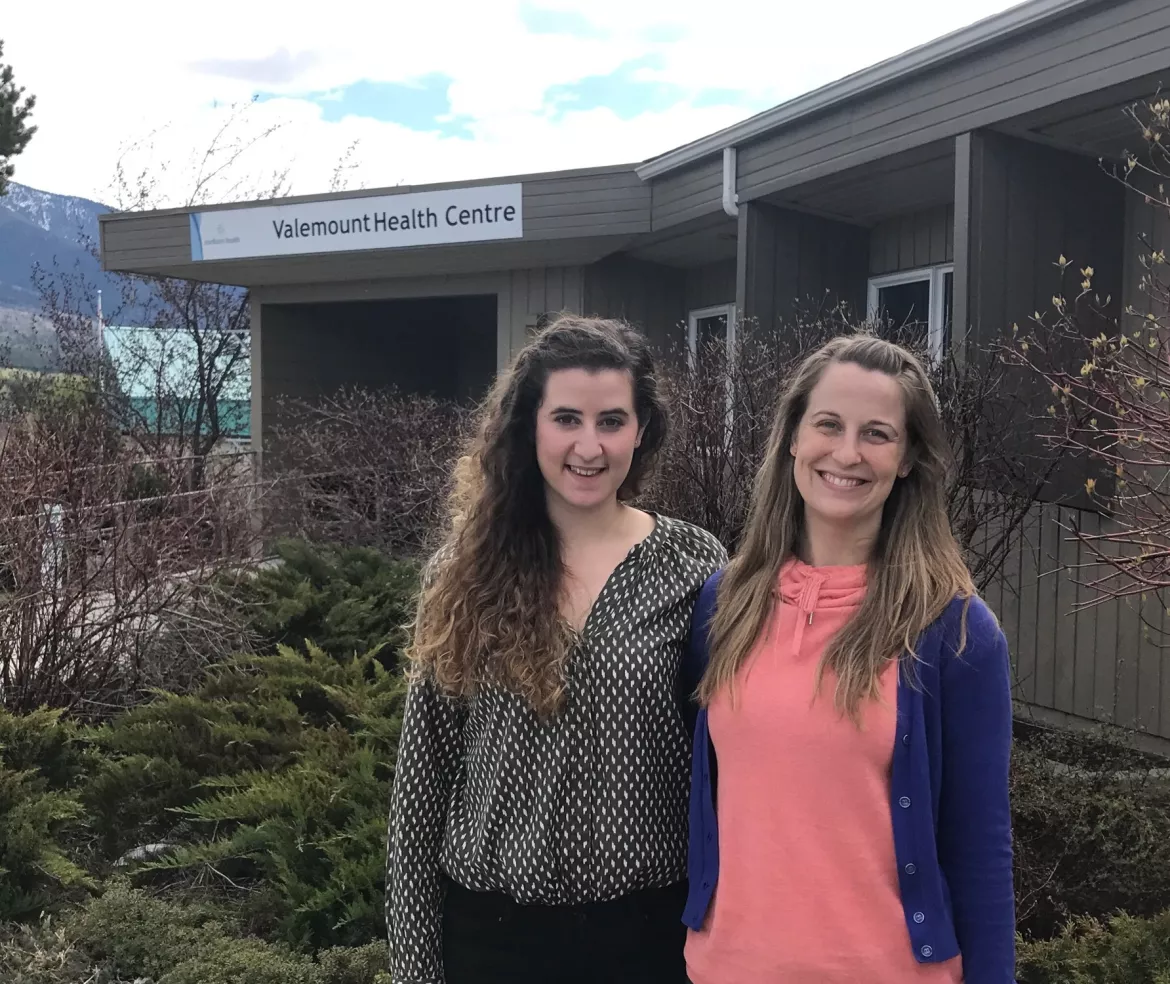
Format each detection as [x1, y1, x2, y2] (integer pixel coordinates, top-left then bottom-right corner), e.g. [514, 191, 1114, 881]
[684, 558, 964, 984]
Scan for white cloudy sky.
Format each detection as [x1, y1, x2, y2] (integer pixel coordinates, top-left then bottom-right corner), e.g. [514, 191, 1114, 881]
[5, 0, 1023, 208]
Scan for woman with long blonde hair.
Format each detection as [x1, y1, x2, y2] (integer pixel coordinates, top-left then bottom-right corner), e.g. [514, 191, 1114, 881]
[386, 315, 725, 984]
[682, 335, 1014, 983]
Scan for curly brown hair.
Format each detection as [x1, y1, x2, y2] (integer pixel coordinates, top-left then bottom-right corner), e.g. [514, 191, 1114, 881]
[408, 313, 668, 715]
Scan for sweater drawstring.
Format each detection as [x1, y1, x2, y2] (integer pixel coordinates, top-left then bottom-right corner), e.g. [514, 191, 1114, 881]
[791, 572, 827, 653]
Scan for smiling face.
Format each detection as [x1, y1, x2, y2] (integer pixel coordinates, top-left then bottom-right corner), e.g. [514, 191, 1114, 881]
[535, 367, 642, 515]
[790, 360, 910, 542]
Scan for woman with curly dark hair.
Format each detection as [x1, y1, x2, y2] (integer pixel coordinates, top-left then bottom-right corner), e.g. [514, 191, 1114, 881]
[386, 314, 726, 984]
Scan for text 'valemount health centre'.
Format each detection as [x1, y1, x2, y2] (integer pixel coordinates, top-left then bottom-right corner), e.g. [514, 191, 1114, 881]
[190, 183, 524, 261]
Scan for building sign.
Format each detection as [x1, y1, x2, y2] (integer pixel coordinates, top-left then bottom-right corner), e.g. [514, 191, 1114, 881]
[189, 183, 523, 261]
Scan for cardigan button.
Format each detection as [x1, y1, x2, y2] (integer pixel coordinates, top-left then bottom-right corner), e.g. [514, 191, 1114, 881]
[898, 796, 912, 809]
[902, 733, 910, 745]
[904, 863, 917, 875]
[921, 945, 933, 958]
[913, 911, 925, 924]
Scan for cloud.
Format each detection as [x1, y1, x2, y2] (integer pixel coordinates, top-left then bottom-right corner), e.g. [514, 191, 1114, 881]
[191, 47, 320, 85]
[256, 76, 476, 138]
[0, 0, 1026, 206]
[519, 2, 608, 39]
[640, 24, 687, 43]
[544, 55, 687, 122]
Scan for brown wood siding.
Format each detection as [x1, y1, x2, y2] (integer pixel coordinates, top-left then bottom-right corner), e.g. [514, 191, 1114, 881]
[583, 257, 687, 353]
[869, 205, 955, 275]
[735, 0, 1170, 202]
[684, 260, 737, 312]
[736, 201, 869, 332]
[996, 502, 1170, 740]
[650, 157, 724, 231]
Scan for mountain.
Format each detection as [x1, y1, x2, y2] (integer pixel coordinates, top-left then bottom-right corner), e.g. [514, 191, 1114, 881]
[0, 182, 119, 311]
[0, 183, 154, 370]
[0, 183, 247, 375]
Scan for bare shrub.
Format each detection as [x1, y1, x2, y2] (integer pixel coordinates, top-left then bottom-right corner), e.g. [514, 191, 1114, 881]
[1006, 95, 1170, 616]
[646, 311, 1066, 591]
[265, 386, 471, 559]
[0, 375, 260, 714]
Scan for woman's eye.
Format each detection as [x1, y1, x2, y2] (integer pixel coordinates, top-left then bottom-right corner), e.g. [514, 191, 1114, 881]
[554, 415, 579, 426]
[599, 417, 625, 430]
[867, 429, 891, 441]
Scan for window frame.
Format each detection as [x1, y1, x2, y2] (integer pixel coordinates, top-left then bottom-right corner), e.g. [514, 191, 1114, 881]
[866, 264, 954, 360]
[687, 303, 737, 360]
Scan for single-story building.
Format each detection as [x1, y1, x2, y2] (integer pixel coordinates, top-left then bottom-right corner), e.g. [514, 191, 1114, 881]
[100, 0, 1170, 748]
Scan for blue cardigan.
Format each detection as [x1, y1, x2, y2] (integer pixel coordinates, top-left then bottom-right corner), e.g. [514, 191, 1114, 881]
[681, 571, 1016, 984]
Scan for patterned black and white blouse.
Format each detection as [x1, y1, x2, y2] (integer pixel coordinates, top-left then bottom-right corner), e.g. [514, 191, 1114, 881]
[385, 514, 726, 984]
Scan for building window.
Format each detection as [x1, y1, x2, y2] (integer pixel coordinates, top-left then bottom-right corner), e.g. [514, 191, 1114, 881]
[687, 304, 737, 359]
[866, 265, 953, 359]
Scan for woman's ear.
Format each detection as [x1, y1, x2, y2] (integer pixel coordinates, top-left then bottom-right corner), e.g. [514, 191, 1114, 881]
[636, 425, 646, 448]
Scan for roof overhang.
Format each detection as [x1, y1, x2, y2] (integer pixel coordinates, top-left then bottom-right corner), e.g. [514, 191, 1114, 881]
[99, 164, 649, 287]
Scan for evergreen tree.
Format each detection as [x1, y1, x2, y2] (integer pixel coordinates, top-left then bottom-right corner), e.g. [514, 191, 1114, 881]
[0, 40, 36, 196]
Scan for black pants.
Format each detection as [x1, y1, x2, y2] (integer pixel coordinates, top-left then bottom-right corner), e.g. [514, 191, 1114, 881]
[442, 878, 689, 984]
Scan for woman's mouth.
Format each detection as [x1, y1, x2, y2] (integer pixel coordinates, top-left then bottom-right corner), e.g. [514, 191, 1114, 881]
[567, 464, 605, 478]
[818, 470, 866, 489]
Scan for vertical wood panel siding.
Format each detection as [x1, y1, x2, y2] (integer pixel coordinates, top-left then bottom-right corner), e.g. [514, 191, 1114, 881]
[869, 205, 955, 275]
[1122, 173, 1170, 318]
[684, 260, 738, 313]
[583, 257, 687, 353]
[963, 130, 1124, 346]
[736, 201, 869, 332]
[958, 129, 1124, 510]
[258, 303, 337, 446]
[498, 267, 586, 363]
[994, 502, 1170, 741]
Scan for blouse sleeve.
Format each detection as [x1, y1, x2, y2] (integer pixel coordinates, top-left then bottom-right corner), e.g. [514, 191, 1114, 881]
[385, 675, 467, 984]
[936, 598, 1017, 984]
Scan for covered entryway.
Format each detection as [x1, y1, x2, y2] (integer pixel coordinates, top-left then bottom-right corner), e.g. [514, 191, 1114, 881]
[257, 293, 497, 441]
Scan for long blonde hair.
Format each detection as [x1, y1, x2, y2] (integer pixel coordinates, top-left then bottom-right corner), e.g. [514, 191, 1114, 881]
[699, 335, 974, 720]
[408, 315, 668, 716]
